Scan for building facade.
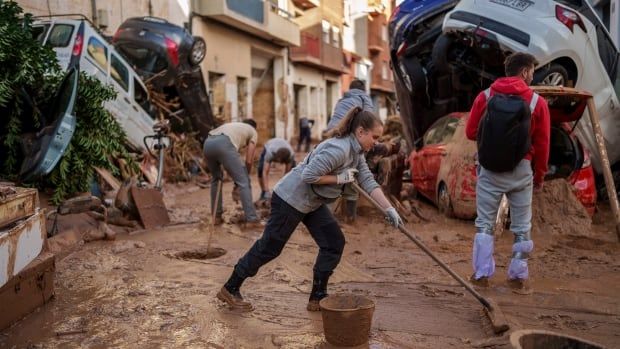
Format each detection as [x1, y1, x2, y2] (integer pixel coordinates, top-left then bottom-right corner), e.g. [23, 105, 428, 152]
[341, 0, 396, 121]
[18, 0, 188, 35]
[191, 0, 299, 145]
[288, 0, 343, 142]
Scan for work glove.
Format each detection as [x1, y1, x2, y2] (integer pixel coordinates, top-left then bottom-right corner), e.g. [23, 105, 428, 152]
[385, 207, 403, 228]
[260, 190, 272, 200]
[336, 168, 358, 184]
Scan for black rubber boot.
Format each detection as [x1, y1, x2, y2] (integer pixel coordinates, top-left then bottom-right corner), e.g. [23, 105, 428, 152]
[344, 199, 357, 224]
[217, 271, 252, 311]
[307, 274, 330, 311]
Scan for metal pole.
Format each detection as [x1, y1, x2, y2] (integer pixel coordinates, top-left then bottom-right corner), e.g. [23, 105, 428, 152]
[586, 97, 620, 239]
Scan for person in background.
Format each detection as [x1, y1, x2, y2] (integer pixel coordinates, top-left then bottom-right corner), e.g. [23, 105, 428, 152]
[203, 119, 262, 228]
[258, 137, 296, 200]
[216, 108, 402, 312]
[466, 52, 550, 292]
[297, 116, 314, 152]
[326, 79, 374, 130]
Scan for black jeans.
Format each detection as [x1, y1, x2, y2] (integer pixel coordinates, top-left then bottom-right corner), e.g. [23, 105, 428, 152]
[234, 193, 345, 280]
[298, 127, 311, 152]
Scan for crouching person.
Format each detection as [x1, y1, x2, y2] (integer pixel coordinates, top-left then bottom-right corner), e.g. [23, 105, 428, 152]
[257, 137, 296, 200]
[465, 52, 550, 292]
[217, 108, 403, 311]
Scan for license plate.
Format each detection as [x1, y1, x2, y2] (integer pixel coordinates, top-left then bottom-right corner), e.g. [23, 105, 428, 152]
[490, 0, 533, 11]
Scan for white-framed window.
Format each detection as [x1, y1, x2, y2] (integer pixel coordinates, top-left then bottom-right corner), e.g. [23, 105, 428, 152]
[322, 20, 330, 44]
[382, 24, 388, 42]
[332, 26, 340, 47]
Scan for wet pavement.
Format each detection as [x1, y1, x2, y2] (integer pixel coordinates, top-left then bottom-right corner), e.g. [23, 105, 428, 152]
[1, 170, 619, 348]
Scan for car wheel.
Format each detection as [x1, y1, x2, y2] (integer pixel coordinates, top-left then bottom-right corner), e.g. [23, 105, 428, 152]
[533, 64, 569, 87]
[437, 183, 454, 218]
[397, 56, 427, 98]
[189, 36, 206, 66]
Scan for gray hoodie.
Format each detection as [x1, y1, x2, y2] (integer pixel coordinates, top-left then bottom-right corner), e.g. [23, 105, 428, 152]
[326, 89, 374, 130]
[273, 134, 379, 213]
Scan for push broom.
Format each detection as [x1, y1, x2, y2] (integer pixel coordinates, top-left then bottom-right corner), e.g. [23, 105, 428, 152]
[352, 182, 510, 334]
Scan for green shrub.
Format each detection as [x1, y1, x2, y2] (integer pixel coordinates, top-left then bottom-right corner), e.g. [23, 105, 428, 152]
[0, 0, 137, 204]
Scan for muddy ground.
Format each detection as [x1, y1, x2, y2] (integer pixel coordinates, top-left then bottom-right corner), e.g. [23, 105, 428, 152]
[1, 164, 619, 348]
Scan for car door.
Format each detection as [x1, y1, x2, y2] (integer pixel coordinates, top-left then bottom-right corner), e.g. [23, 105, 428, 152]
[106, 52, 143, 149]
[130, 76, 158, 149]
[413, 116, 449, 200]
[424, 117, 460, 200]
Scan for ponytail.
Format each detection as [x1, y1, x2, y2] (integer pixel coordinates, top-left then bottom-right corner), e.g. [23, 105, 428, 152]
[324, 107, 382, 138]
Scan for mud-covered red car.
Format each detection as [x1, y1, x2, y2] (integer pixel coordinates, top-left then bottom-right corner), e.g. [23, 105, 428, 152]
[409, 87, 597, 219]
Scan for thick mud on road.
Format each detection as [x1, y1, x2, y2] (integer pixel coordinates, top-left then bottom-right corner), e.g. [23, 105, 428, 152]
[1, 175, 619, 348]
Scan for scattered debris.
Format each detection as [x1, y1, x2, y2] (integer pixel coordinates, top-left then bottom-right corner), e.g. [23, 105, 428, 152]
[130, 185, 170, 229]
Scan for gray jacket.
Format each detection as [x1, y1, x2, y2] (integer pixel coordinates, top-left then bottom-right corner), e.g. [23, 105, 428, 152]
[326, 89, 374, 131]
[274, 135, 379, 213]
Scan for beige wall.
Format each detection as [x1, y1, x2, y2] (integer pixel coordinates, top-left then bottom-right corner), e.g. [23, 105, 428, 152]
[17, 0, 187, 35]
[194, 18, 286, 134]
[290, 64, 340, 139]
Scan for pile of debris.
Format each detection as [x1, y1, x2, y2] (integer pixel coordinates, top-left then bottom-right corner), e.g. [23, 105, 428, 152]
[532, 179, 592, 236]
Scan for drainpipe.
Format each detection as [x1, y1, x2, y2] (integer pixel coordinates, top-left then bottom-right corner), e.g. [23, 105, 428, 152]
[189, 11, 196, 34]
[90, 0, 98, 27]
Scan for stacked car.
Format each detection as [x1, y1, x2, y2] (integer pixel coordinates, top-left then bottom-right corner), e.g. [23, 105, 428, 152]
[390, 0, 620, 214]
[390, 0, 619, 171]
[113, 16, 217, 142]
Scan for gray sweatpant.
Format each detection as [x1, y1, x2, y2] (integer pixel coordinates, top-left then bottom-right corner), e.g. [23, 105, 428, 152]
[473, 158, 533, 280]
[203, 134, 258, 221]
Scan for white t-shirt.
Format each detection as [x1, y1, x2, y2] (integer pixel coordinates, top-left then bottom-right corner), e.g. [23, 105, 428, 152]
[208, 122, 257, 151]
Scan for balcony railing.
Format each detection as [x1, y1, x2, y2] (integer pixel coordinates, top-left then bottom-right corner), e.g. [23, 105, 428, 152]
[290, 31, 344, 73]
[370, 55, 394, 93]
[368, 14, 387, 54]
[290, 32, 321, 66]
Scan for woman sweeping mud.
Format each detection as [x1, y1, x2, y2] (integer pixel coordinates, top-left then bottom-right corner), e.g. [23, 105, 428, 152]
[217, 107, 402, 312]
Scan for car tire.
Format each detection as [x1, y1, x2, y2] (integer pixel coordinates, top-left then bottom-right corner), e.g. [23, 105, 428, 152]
[431, 34, 454, 75]
[397, 56, 427, 98]
[189, 36, 206, 66]
[437, 182, 454, 218]
[533, 63, 570, 87]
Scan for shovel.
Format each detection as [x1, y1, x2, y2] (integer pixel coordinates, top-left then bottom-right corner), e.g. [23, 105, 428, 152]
[351, 182, 510, 334]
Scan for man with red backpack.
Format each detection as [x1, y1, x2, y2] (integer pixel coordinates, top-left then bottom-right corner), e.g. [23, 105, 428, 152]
[465, 52, 550, 292]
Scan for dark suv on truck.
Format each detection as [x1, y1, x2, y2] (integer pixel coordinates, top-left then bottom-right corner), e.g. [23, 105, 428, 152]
[113, 16, 218, 141]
